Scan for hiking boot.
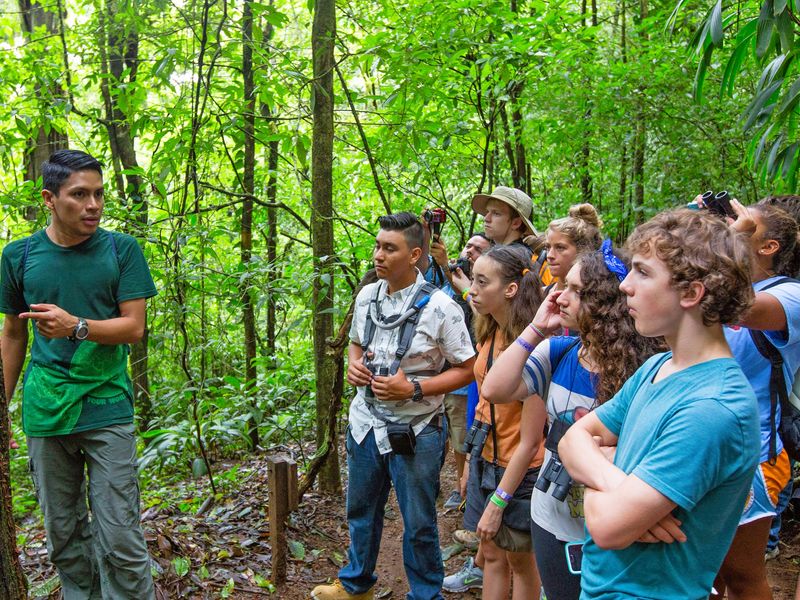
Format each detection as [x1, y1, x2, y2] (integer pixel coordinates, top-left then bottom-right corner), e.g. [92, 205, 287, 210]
[442, 556, 483, 593]
[311, 579, 374, 600]
[443, 490, 462, 510]
[453, 528, 479, 550]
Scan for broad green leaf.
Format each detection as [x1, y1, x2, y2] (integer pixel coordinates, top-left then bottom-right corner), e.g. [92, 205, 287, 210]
[694, 44, 715, 101]
[172, 556, 189, 577]
[757, 0, 775, 58]
[710, 1, 724, 47]
[775, 9, 794, 52]
[776, 75, 800, 118]
[192, 457, 209, 478]
[743, 79, 783, 131]
[721, 19, 758, 97]
[288, 539, 306, 560]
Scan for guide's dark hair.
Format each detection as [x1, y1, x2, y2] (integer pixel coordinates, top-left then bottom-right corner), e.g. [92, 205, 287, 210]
[42, 150, 103, 195]
[377, 212, 424, 250]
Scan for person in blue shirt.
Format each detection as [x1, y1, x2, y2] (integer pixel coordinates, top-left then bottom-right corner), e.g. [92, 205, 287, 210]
[558, 209, 760, 600]
[482, 242, 662, 600]
[711, 201, 800, 600]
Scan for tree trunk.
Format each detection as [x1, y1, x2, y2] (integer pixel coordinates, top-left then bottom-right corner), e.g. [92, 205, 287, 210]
[632, 0, 648, 222]
[0, 360, 27, 599]
[18, 0, 68, 221]
[260, 5, 279, 368]
[311, 0, 340, 494]
[98, 0, 152, 429]
[242, 0, 259, 449]
[579, 0, 595, 206]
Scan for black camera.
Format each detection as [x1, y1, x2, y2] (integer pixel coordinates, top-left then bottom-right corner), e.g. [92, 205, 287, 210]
[534, 419, 573, 501]
[463, 420, 491, 459]
[701, 190, 736, 219]
[449, 256, 471, 279]
[422, 208, 447, 238]
[364, 363, 390, 399]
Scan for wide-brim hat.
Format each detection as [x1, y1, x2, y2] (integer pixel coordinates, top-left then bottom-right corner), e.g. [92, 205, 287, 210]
[472, 185, 538, 237]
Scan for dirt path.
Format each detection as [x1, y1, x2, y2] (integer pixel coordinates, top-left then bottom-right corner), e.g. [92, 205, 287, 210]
[18, 451, 799, 598]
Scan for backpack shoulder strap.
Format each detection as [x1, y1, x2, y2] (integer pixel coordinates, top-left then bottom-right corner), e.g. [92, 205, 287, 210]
[360, 282, 384, 353]
[21, 235, 32, 273]
[389, 282, 438, 374]
[107, 231, 120, 266]
[552, 337, 581, 374]
[759, 276, 800, 292]
[749, 329, 787, 463]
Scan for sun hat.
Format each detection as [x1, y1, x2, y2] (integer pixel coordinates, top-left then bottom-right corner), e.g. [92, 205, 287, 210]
[472, 186, 538, 236]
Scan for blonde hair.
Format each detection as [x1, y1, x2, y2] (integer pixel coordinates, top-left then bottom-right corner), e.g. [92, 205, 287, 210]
[548, 203, 603, 254]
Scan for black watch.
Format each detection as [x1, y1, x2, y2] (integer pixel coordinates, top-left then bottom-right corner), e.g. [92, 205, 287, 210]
[412, 380, 424, 402]
[69, 318, 89, 342]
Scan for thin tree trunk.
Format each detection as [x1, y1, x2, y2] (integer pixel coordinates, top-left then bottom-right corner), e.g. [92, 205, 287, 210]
[18, 0, 68, 221]
[98, 0, 152, 429]
[579, 0, 594, 205]
[242, 0, 259, 449]
[261, 5, 279, 367]
[632, 0, 648, 222]
[617, 0, 629, 240]
[0, 359, 26, 599]
[311, 0, 340, 494]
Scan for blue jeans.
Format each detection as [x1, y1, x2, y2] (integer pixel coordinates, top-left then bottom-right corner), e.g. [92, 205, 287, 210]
[339, 424, 446, 600]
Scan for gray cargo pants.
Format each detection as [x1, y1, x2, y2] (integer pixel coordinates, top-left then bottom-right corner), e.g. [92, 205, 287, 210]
[27, 423, 155, 600]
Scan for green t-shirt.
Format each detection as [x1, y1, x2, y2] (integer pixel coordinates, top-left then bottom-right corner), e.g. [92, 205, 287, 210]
[0, 228, 157, 437]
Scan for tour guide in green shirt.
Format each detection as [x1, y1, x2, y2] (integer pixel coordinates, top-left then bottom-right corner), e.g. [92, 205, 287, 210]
[0, 150, 157, 599]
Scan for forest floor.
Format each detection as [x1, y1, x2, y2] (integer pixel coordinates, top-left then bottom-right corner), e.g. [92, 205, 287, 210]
[16, 447, 800, 599]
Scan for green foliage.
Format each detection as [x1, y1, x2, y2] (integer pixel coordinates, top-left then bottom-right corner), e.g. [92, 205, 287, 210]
[687, 0, 800, 186]
[0, 0, 784, 519]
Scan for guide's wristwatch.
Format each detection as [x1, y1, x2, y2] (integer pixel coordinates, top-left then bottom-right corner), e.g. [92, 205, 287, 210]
[69, 318, 89, 342]
[412, 380, 424, 402]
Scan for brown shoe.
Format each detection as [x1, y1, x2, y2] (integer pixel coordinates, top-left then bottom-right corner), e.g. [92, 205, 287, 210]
[453, 529, 479, 549]
[311, 579, 374, 600]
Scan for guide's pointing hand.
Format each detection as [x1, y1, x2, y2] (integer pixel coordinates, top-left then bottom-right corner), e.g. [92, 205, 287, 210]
[19, 304, 77, 339]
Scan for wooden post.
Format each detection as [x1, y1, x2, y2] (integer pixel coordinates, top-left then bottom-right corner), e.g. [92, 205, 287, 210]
[267, 455, 297, 584]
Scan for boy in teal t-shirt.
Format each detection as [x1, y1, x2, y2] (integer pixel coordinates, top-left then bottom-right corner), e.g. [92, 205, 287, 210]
[559, 209, 760, 599]
[0, 150, 157, 599]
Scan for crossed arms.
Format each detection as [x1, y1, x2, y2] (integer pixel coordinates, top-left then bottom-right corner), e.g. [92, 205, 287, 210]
[558, 412, 686, 550]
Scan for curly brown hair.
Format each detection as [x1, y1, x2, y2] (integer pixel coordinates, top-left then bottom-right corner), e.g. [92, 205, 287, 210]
[548, 203, 603, 255]
[625, 209, 755, 326]
[575, 250, 665, 403]
[473, 245, 544, 347]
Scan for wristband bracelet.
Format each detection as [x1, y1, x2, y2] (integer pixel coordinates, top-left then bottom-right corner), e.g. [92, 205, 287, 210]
[461, 288, 471, 301]
[515, 337, 535, 353]
[495, 486, 513, 503]
[528, 323, 546, 340]
[490, 493, 508, 509]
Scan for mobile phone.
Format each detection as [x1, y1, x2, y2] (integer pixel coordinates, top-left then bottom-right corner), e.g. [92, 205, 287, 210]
[565, 541, 583, 575]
